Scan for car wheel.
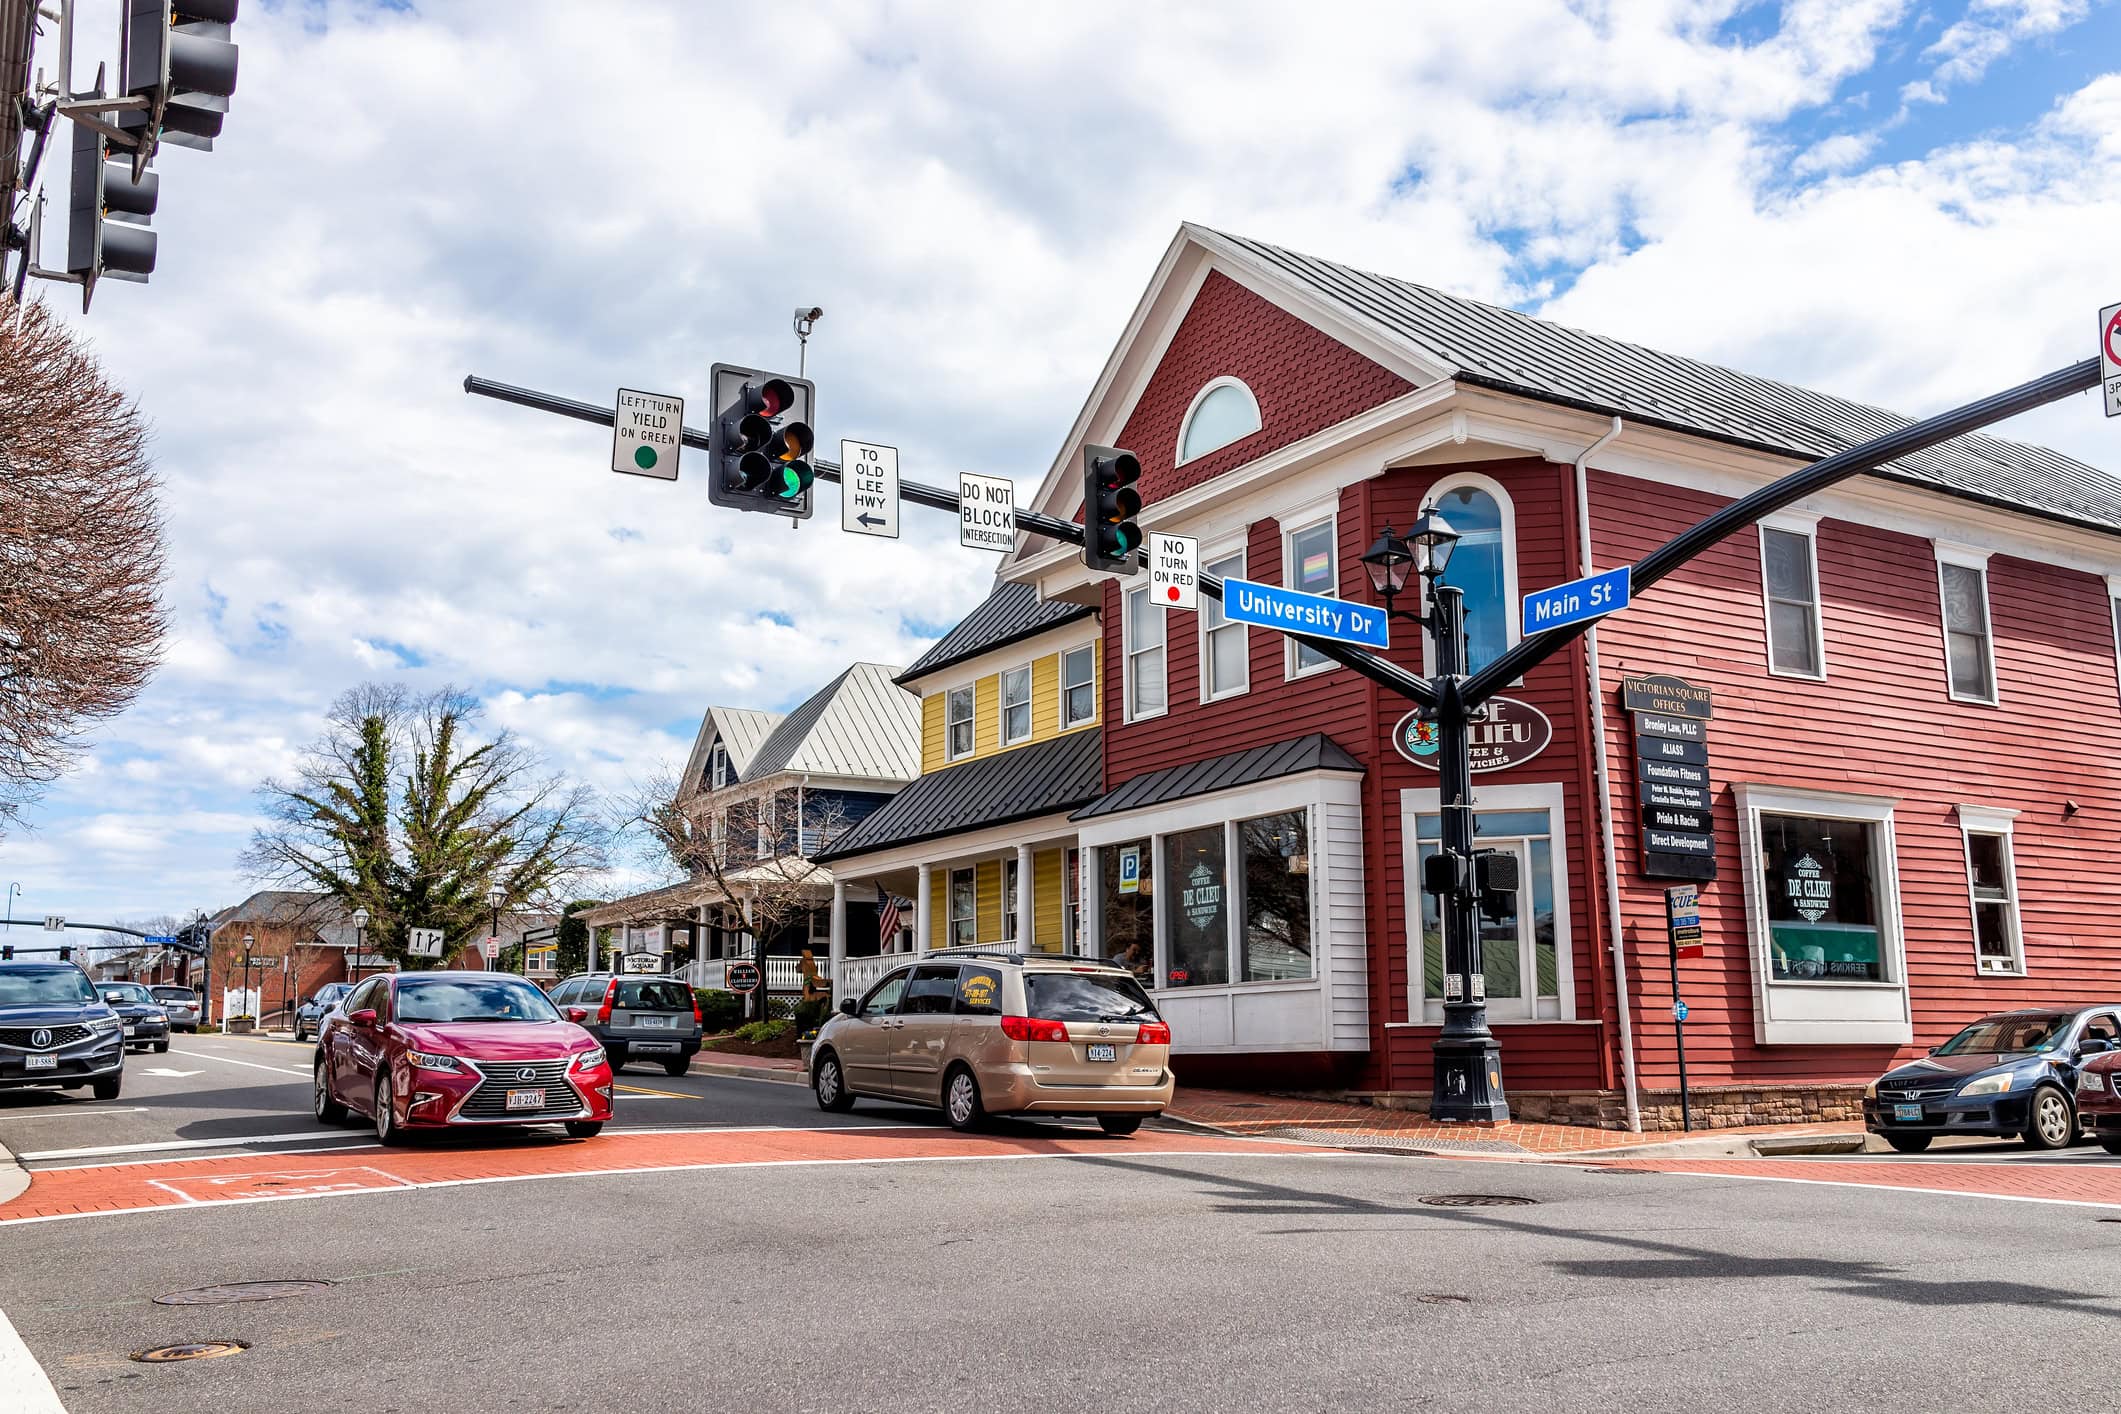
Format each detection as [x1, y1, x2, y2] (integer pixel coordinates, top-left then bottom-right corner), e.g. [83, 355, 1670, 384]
[314, 1061, 348, 1125]
[563, 1121, 604, 1139]
[813, 1052, 855, 1113]
[943, 1066, 985, 1132]
[1884, 1133, 1931, 1154]
[2023, 1085, 2074, 1150]
[374, 1072, 407, 1146]
[662, 1057, 689, 1078]
[91, 1074, 121, 1101]
[1098, 1115, 1143, 1138]
[153, 1039, 168, 1053]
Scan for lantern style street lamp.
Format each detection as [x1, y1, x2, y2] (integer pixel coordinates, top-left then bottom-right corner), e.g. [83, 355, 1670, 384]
[489, 885, 507, 974]
[240, 933, 256, 1032]
[350, 907, 369, 981]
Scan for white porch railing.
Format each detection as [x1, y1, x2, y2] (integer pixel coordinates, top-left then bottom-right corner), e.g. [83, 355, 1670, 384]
[683, 956, 831, 994]
[834, 953, 898, 1003]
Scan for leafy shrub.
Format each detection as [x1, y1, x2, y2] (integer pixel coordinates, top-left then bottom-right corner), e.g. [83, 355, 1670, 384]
[693, 988, 742, 1033]
[731, 1018, 795, 1045]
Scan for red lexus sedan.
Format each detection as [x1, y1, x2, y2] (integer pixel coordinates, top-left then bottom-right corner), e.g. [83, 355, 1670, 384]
[313, 971, 613, 1144]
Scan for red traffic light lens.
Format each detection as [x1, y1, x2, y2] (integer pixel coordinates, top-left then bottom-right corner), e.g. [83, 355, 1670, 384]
[756, 378, 794, 418]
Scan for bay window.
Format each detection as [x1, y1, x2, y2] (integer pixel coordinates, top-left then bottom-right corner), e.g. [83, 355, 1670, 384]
[1284, 518, 1338, 676]
[1200, 549, 1249, 700]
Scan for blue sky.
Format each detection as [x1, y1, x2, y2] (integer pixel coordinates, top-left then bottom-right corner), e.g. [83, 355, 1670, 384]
[4, 0, 2116, 928]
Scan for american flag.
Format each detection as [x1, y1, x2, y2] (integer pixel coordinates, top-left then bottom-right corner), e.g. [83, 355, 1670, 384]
[878, 886, 903, 950]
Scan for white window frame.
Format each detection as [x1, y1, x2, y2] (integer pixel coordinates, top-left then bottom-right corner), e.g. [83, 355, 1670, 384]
[709, 741, 730, 789]
[1398, 781, 1575, 1024]
[755, 794, 774, 859]
[1934, 541, 1998, 706]
[1958, 804, 2025, 977]
[1123, 584, 1167, 722]
[948, 867, 976, 948]
[1199, 542, 1250, 703]
[1417, 472, 1522, 679]
[1282, 510, 1339, 681]
[1060, 643, 1097, 730]
[1733, 781, 1911, 1046]
[945, 685, 976, 761]
[1002, 857, 1019, 944]
[1758, 512, 1827, 681]
[2106, 575, 2121, 708]
[1174, 376, 1263, 466]
[1000, 663, 1032, 746]
[710, 812, 726, 866]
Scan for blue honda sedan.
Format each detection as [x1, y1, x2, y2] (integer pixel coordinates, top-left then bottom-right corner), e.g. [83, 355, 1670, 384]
[1864, 1007, 2121, 1152]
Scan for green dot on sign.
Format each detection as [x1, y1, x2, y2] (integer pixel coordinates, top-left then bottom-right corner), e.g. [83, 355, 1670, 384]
[634, 445, 658, 470]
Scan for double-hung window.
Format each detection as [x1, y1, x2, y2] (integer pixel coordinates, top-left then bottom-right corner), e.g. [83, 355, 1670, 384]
[1001, 665, 1032, 745]
[1936, 545, 1997, 703]
[1285, 518, 1337, 676]
[1959, 807, 2024, 975]
[709, 742, 729, 789]
[1125, 586, 1166, 719]
[1061, 645, 1096, 729]
[1200, 549, 1248, 700]
[1760, 523, 1824, 678]
[1002, 858, 1019, 944]
[948, 868, 976, 947]
[945, 685, 976, 760]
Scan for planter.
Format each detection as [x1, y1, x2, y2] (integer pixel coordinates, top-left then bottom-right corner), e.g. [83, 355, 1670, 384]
[226, 1018, 255, 1034]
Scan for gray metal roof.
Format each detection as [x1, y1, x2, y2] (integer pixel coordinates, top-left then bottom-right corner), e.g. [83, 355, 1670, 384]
[1203, 226, 2121, 534]
[1072, 733, 1363, 822]
[898, 580, 1095, 685]
[709, 708, 782, 775]
[742, 663, 922, 784]
[814, 730, 1103, 863]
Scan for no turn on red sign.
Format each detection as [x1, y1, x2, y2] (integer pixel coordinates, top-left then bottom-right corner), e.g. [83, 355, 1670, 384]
[1149, 532, 1198, 611]
[2101, 302, 2121, 419]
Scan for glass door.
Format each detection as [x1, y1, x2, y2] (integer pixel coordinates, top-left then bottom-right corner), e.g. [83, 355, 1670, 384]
[1415, 808, 1561, 1021]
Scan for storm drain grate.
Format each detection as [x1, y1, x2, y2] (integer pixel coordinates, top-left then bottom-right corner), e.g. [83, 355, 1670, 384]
[1262, 1126, 1528, 1154]
[1419, 1193, 1539, 1208]
[154, 1280, 333, 1306]
[132, 1341, 249, 1363]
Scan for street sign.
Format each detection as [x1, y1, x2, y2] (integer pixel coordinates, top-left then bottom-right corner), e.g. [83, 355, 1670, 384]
[839, 439, 900, 539]
[1622, 675, 1713, 720]
[1522, 565, 1630, 636]
[725, 960, 763, 994]
[1673, 1000, 1689, 1022]
[407, 926, 445, 958]
[1631, 677, 1717, 881]
[1666, 883, 1704, 960]
[1149, 532, 1199, 611]
[621, 951, 661, 974]
[612, 389, 683, 480]
[1219, 577, 1389, 650]
[481, 938, 500, 960]
[144, 934, 176, 947]
[41, 916, 62, 931]
[2101, 302, 2121, 418]
[958, 472, 1015, 552]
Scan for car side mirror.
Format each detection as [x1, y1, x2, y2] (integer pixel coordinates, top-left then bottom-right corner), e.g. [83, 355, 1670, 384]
[566, 1007, 588, 1023]
[348, 1008, 378, 1026]
[2083, 1038, 2113, 1055]
[839, 999, 858, 1017]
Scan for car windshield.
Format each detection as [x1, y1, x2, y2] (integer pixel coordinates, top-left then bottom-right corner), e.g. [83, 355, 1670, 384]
[102, 984, 151, 1004]
[394, 978, 560, 1024]
[617, 980, 691, 1011]
[1935, 1013, 2073, 1056]
[0, 967, 98, 1007]
[1023, 971, 1161, 1023]
[315, 985, 349, 1004]
[150, 987, 195, 1003]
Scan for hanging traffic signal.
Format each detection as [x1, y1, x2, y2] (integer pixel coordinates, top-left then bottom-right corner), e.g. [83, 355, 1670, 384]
[120, 0, 240, 173]
[707, 364, 816, 519]
[1, 945, 12, 961]
[66, 118, 159, 312]
[1082, 444, 1142, 573]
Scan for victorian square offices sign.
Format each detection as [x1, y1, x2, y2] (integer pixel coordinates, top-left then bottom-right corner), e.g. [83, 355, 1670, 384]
[1623, 675, 1717, 880]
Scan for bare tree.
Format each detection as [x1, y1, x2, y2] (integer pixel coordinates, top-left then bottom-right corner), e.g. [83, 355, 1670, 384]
[0, 299, 167, 833]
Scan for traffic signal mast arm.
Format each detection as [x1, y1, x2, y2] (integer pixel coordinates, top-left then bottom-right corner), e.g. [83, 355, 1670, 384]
[463, 375, 1440, 707]
[1460, 355, 2109, 709]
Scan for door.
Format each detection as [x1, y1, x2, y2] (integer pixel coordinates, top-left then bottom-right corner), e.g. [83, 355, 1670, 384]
[838, 970, 910, 1095]
[887, 966, 962, 1102]
[341, 978, 389, 1107]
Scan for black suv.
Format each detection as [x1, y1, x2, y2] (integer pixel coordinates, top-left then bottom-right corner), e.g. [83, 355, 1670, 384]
[1, 961, 125, 1100]
[550, 973, 702, 1076]
[97, 982, 172, 1053]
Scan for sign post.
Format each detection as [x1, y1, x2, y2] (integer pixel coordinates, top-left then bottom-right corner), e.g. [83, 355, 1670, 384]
[2102, 302, 2121, 419]
[839, 439, 900, 538]
[1148, 532, 1198, 611]
[611, 389, 683, 480]
[1665, 884, 1700, 1132]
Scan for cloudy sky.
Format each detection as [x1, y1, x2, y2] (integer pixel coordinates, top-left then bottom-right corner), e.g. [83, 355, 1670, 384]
[5, 0, 2118, 927]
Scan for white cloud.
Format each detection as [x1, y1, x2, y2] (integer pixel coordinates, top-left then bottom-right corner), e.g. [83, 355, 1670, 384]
[1919, 0, 2093, 93]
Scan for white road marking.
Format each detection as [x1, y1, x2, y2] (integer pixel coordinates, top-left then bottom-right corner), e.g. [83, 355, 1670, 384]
[34, 1143, 381, 1172]
[18, 1131, 357, 1161]
[1621, 1164, 2121, 1210]
[0, 1304, 66, 1412]
[140, 1068, 203, 1078]
[0, 1107, 148, 1120]
[169, 1048, 311, 1077]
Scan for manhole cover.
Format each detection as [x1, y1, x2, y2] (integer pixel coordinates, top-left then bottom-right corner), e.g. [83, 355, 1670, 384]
[1416, 1292, 1473, 1305]
[1418, 1193, 1538, 1208]
[132, 1341, 249, 1363]
[154, 1280, 333, 1306]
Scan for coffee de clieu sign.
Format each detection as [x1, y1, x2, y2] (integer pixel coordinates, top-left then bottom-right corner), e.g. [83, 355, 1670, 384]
[1623, 674, 1717, 880]
[1394, 696, 1553, 772]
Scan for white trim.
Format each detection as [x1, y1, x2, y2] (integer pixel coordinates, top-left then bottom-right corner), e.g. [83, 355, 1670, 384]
[1059, 642, 1098, 730]
[901, 622, 1099, 696]
[1282, 510, 1340, 681]
[1418, 470, 1522, 678]
[1176, 376, 1264, 466]
[999, 662, 1033, 747]
[1758, 521, 1828, 681]
[1934, 555, 2000, 705]
[1733, 782, 1911, 1047]
[1123, 583, 1168, 723]
[1956, 804, 2026, 978]
[1931, 539, 1996, 570]
[2111, 587, 2121, 710]
[1199, 542, 1250, 703]
[1397, 781, 1576, 1023]
[944, 684, 976, 762]
[946, 866, 977, 949]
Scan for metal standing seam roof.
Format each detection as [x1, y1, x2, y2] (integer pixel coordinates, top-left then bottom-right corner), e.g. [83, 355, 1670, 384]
[813, 729, 1104, 863]
[1071, 733, 1364, 822]
[1203, 227, 2121, 535]
[708, 707, 783, 776]
[741, 662, 922, 783]
[897, 581, 1096, 685]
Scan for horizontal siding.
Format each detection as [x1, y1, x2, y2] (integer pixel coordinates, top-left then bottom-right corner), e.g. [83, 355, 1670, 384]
[1031, 655, 1059, 740]
[920, 692, 945, 775]
[1034, 848, 1065, 951]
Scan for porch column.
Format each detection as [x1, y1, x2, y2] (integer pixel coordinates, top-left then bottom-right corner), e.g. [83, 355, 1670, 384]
[1016, 843, 1035, 950]
[828, 877, 847, 1000]
[915, 863, 933, 955]
[1083, 845, 1103, 958]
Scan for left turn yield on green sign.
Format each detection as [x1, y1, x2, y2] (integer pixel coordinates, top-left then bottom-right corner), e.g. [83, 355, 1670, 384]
[613, 389, 684, 480]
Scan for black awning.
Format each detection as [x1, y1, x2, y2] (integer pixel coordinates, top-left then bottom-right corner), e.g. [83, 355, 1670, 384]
[1071, 733, 1362, 822]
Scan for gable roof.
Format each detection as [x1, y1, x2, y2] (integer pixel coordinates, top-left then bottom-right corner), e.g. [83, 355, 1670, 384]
[813, 729, 1103, 863]
[1072, 733, 1363, 821]
[1196, 226, 2121, 535]
[897, 580, 1095, 686]
[709, 707, 783, 773]
[741, 663, 921, 783]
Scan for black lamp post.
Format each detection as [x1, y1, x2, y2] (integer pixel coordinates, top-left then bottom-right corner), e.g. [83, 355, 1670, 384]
[240, 933, 255, 1031]
[351, 907, 369, 981]
[489, 885, 507, 974]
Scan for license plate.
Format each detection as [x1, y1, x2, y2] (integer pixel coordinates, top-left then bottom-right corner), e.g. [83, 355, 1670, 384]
[123, 1024, 137, 1036]
[505, 1089, 546, 1111]
[1893, 1103, 1923, 1123]
[635, 1015, 668, 1028]
[24, 1054, 56, 1071]
[1086, 1044, 1117, 1062]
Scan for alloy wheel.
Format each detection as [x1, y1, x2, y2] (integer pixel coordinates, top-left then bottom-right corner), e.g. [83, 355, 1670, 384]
[375, 1073, 395, 1143]
[817, 1060, 839, 1105]
[2036, 1091, 2072, 1146]
[948, 1073, 976, 1126]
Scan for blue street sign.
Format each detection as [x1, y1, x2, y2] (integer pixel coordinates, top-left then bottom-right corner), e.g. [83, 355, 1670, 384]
[144, 935, 177, 946]
[1522, 565, 1631, 636]
[1220, 578, 1389, 650]
[1673, 1000, 1689, 1022]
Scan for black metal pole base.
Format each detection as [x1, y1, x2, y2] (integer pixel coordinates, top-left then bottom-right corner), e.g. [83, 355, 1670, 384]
[1431, 1034, 1510, 1123]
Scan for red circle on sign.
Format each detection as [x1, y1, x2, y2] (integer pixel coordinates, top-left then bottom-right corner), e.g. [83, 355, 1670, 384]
[2106, 309, 2121, 367]
[1166, 586, 1180, 602]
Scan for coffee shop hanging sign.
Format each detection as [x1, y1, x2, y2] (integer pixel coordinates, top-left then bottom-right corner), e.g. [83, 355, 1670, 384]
[1394, 696, 1554, 772]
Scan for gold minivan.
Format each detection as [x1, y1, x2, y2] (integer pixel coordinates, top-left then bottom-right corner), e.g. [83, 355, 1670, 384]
[810, 949, 1174, 1135]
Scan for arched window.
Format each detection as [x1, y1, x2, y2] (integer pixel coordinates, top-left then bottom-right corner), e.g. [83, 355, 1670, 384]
[1424, 475, 1519, 677]
[1176, 378, 1262, 464]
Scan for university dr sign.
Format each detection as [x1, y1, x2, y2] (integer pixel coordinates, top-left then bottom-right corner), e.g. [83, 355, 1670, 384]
[1394, 697, 1553, 772]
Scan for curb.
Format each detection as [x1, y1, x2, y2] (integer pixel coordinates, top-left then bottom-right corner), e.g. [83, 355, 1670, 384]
[689, 1059, 807, 1087]
[0, 1136, 26, 1207]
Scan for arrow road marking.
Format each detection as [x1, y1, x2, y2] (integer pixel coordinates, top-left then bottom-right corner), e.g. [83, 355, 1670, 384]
[170, 1048, 311, 1077]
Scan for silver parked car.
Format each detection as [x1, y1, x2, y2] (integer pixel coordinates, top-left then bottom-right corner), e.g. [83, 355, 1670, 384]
[150, 985, 202, 1033]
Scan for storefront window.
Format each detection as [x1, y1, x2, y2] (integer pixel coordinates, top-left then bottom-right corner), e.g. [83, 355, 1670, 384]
[1760, 813, 1884, 982]
[1100, 840, 1154, 984]
[1163, 826, 1230, 988]
[1239, 811, 1312, 980]
[1415, 807, 1560, 1018]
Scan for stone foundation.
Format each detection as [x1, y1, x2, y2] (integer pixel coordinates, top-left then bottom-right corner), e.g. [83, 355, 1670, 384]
[1338, 1083, 1867, 1133]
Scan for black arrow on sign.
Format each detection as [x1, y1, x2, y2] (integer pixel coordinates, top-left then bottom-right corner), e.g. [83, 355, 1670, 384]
[857, 513, 887, 528]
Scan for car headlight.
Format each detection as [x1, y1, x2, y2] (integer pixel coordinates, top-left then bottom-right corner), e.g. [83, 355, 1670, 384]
[1959, 1072, 2016, 1097]
[2078, 1070, 2109, 1094]
[87, 1014, 121, 1034]
[570, 1048, 607, 1074]
[1863, 1081, 1878, 1099]
[406, 1050, 464, 1073]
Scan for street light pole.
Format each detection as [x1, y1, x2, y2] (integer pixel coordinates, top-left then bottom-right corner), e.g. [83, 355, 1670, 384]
[4, 882, 19, 929]
[241, 933, 254, 1032]
[352, 907, 369, 983]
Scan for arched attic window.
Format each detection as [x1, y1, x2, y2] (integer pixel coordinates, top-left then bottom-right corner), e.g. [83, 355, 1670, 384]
[1176, 377, 1262, 464]
[1423, 474, 1519, 678]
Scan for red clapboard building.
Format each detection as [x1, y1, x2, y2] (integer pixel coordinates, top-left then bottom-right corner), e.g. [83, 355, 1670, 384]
[842, 224, 2121, 1130]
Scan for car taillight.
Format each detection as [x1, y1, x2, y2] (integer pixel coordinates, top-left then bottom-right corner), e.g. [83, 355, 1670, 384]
[597, 979, 618, 1025]
[1136, 1022, 1170, 1045]
[693, 996, 704, 1027]
[1000, 1015, 1069, 1043]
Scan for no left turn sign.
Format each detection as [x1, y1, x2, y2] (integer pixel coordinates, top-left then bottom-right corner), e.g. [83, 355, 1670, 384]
[2101, 302, 2121, 419]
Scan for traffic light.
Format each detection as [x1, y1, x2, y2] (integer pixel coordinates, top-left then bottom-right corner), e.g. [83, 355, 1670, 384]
[707, 363, 816, 519]
[66, 118, 158, 311]
[1, 945, 12, 961]
[1082, 445, 1142, 573]
[120, 0, 240, 173]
